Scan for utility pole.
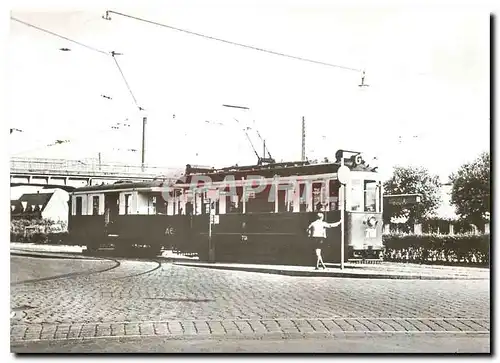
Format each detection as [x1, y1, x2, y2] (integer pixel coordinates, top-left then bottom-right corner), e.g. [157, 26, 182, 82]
[141, 116, 147, 172]
[98, 152, 102, 170]
[340, 157, 345, 270]
[301, 117, 306, 161]
[263, 140, 266, 160]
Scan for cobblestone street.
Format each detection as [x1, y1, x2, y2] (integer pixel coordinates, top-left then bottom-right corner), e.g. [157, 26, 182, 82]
[10, 254, 490, 352]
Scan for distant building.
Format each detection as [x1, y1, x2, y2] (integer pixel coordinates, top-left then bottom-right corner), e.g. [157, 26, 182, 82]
[10, 189, 69, 225]
[386, 183, 486, 235]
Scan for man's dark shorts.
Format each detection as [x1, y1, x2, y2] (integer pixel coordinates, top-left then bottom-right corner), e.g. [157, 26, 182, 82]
[311, 237, 325, 250]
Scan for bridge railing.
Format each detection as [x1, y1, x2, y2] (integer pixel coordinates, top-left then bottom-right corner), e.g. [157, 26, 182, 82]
[10, 157, 184, 178]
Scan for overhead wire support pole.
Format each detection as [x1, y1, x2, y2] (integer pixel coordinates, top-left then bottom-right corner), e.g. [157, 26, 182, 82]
[340, 157, 345, 270]
[141, 116, 147, 172]
[301, 117, 306, 161]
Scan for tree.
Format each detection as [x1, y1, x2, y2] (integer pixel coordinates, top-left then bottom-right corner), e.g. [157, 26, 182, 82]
[383, 166, 442, 225]
[449, 152, 490, 229]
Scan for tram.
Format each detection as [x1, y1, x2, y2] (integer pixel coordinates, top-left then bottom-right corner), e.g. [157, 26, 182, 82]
[67, 150, 383, 264]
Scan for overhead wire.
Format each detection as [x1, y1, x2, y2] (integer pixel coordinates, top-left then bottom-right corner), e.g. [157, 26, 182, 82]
[12, 120, 134, 157]
[11, 16, 145, 112]
[10, 17, 109, 55]
[111, 53, 143, 111]
[11, 12, 367, 162]
[106, 10, 362, 72]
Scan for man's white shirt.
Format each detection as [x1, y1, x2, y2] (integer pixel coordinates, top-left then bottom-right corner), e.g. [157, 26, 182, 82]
[308, 220, 339, 238]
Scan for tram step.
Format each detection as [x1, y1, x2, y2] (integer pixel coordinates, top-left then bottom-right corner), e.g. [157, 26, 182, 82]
[348, 259, 383, 264]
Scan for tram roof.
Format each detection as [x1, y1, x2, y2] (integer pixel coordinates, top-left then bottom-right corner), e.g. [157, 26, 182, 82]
[182, 160, 378, 181]
[71, 160, 378, 193]
[71, 178, 178, 193]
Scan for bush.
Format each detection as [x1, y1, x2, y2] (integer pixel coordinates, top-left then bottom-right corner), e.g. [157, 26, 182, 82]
[383, 233, 490, 266]
[47, 232, 71, 245]
[31, 232, 48, 244]
[11, 231, 73, 245]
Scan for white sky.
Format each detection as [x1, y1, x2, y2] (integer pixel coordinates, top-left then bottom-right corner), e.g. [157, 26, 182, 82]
[6, 1, 491, 182]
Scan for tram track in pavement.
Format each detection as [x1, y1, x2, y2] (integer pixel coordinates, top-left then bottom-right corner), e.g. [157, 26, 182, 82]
[10, 254, 122, 286]
[11, 249, 163, 285]
[109, 258, 163, 280]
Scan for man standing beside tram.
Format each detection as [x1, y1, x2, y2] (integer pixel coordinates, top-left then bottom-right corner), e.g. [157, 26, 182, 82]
[306, 212, 341, 270]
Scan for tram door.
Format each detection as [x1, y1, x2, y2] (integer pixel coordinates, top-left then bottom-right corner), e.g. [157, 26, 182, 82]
[104, 193, 119, 233]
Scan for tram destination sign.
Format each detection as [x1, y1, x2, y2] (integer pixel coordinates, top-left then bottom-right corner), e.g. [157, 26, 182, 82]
[384, 194, 422, 206]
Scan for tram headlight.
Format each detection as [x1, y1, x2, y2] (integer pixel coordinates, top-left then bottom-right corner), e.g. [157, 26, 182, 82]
[367, 216, 377, 227]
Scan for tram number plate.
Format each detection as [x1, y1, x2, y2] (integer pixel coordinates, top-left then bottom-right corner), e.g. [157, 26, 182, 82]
[165, 227, 175, 235]
[365, 228, 377, 238]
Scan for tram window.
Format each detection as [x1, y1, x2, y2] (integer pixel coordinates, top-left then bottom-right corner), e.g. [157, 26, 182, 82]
[183, 190, 193, 215]
[312, 182, 329, 212]
[225, 187, 243, 214]
[124, 194, 131, 215]
[157, 198, 167, 215]
[277, 183, 293, 212]
[193, 191, 207, 215]
[75, 196, 82, 216]
[246, 184, 274, 213]
[350, 180, 363, 211]
[92, 196, 100, 216]
[287, 186, 295, 212]
[329, 180, 339, 210]
[148, 195, 157, 215]
[276, 188, 285, 213]
[166, 189, 181, 215]
[185, 201, 194, 215]
[174, 189, 182, 215]
[299, 183, 308, 212]
[364, 181, 377, 212]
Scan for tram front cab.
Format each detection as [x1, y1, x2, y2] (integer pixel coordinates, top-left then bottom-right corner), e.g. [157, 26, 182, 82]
[344, 178, 384, 260]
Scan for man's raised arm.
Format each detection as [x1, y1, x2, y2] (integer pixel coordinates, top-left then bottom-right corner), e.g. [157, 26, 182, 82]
[327, 221, 341, 228]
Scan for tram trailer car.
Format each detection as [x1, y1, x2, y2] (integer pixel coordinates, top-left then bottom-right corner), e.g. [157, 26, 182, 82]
[67, 179, 192, 256]
[67, 151, 383, 264]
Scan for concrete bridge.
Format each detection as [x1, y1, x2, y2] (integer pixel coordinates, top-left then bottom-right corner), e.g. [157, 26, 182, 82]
[10, 157, 184, 191]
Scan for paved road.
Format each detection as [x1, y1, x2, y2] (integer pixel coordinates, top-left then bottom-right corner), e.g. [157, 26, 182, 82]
[12, 334, 490, 353]
[10, 255, 490, 353]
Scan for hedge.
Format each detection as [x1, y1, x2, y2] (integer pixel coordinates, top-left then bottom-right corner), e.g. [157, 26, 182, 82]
[11, 218, 71, 245]
[10, 232, 74, 245]
[383, 233, 490, 266]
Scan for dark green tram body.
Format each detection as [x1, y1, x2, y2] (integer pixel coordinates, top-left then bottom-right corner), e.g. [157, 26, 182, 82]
[68, 156, 383, 263]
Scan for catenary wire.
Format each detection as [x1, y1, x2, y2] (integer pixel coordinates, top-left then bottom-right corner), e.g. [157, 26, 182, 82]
[106, 10, 362, 72]
[111, 54, 142, 110]
[11, 17, 109, 55]
[11, 16, 146, 116]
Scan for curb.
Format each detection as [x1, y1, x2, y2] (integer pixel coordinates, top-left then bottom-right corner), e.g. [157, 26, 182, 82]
[10, 251, 100, 261]
[11, 250, 488, 280]
[10, 249, 199, 263]
[173, 262, 488, 280]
